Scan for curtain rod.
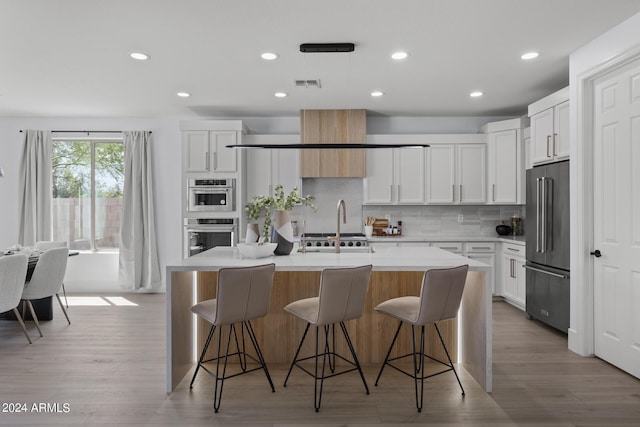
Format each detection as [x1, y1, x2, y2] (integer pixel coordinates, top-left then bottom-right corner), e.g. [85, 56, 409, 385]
[19, 130, 151, 134]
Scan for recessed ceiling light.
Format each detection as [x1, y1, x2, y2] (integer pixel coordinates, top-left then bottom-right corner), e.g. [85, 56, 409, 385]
[177, 92, 191, 98]
[261, 52, 279, 60]
[130, 52, 149, 61]
[391, 51, 409, 60]
[274, 92, 287, 98]
[370, 91, 384, 97]
[470, 91, 484, 98]
[521, 52, 539, 60]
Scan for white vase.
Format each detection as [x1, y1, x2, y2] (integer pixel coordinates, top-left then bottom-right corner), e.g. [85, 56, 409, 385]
[245, 223, 260, 243]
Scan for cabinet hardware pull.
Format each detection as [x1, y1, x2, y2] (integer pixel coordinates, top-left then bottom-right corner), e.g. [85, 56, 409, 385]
[213, 152, 217, 170]
[510, 258, 514, 278]
[389, 185, 393, 202]
[492, 184, 496, 201]
[459, 185, 462, 202]
[507, 247, 520, 252]
[546, 135, 551, 157]
[472, 246, 491, 250]
[553, 133, 558, 156]
[452, 184, 455, 202]
[397, 185, 400, 202]
[206, 152, 210, 170]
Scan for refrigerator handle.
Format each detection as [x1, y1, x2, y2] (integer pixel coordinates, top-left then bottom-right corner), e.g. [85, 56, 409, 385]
[541, 177, 547, 253]
[536, 177, 541, 252]
[547, 178, 553, 252]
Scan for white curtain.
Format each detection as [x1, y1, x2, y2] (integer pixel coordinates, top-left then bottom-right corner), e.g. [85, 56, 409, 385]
[118, 131, 161, 291]
[18, 130, 52, 246]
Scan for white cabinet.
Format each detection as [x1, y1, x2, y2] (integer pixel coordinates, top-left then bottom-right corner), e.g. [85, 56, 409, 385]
[464, 242, 496, 295]
[529, 87, 569, 165]
[246, 148, 300, 203]
[183, 130, 238, 174]
[501, 242, 526, 310]
[426, 144, 486, 204]
[364, 147, 425, 204]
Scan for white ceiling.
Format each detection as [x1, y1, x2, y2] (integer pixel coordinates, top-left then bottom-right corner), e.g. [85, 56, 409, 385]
[2, 0, 640, 118]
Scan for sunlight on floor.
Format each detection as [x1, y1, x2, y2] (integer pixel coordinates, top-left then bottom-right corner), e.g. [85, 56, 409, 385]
[66, 296, 139, 307]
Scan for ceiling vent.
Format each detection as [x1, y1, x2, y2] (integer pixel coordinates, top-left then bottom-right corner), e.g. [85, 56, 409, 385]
[294, 79, 322, 88]
[299, 43, 355, 53]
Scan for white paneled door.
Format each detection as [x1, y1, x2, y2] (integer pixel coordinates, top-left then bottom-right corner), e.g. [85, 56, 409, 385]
[593, 56, 640, 379]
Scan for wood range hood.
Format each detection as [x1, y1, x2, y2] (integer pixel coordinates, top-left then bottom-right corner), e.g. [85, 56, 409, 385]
[300, 109, 366, 178]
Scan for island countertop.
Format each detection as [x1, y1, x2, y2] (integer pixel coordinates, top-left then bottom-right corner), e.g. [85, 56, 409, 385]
[166, 245, 490, 272]
[166, 245, 492, 395]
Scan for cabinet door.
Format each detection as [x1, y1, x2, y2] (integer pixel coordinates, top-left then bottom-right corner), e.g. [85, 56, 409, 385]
[530, 108, 554, 165]
[488, 130, 518, 204]
[273, 149, 301, 195]
[553, 101, 570, 160]
[426, 145, 456, 204]
[396, 147, 425, 204]
[246, 149, 272, 204]
[502, 255, 518, 301]
[364, 148, 394, 204]
[183, 131, 210, 173]
[210, 131, 237, 173]
[458, 144, 486, 204]
[515, 258, 526, 306]
[467, 253, 495, 295]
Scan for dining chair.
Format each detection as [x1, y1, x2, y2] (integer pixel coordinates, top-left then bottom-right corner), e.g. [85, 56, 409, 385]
[0, 254, 32, 344]
[34, 241, 69, 308]
[283, 264, 373, 412]
[189, 263, 276, 413]
[374, 264, 469, 412]
[21, 247, 70, 337]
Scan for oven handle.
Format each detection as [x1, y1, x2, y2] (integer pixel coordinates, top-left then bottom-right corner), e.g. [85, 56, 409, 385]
[185, 226, 237, 233]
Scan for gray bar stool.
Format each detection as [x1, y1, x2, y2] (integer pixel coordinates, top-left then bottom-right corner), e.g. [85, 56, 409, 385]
[374, 264, 469, 412]
[189, 263, 275, 413]
[283, 264, 373, 412]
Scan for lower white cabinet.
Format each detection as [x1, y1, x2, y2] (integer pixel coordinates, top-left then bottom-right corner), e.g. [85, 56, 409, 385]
[501, 242, 526, 310]
[464, 242, 496, 295]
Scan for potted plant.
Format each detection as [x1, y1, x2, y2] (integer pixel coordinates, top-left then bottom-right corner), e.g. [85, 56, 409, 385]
[245, 184, 316, 254]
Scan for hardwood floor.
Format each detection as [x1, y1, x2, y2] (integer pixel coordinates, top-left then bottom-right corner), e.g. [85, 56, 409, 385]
[0, 295, 638, 425]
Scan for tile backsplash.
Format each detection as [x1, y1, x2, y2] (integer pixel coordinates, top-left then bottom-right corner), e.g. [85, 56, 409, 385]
[291, 178, 525, 237]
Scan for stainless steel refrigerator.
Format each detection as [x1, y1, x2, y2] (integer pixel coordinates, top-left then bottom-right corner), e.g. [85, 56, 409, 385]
[524, 160, 570, 332]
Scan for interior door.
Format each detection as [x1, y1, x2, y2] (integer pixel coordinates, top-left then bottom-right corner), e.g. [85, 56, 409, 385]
[593, 57, 640, 379]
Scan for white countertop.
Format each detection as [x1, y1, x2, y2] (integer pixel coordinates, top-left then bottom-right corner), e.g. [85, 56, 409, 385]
[367, 235, 526, 245]
[166, 245, 490, 272]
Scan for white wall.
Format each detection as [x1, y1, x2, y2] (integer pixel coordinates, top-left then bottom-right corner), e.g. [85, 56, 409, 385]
[569, 11, 640, 355]
[0, 117, 184, 292]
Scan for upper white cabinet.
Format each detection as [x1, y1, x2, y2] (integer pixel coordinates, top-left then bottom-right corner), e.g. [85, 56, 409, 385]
[244, 135, 301, 204]
[426, 143, 486, 204]
[364, 146, 425, 204]
[183, 130, 238, 174]
[529, 87, 569, 165]
[482, 118, 528, 204]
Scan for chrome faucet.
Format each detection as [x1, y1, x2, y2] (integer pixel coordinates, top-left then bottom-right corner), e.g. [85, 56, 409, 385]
[328, 199, 347, 253]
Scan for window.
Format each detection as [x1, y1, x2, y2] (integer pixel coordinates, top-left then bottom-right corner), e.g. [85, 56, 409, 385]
[51, 140, 124, 251]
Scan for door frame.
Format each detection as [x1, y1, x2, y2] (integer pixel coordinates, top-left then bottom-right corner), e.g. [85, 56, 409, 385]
[571, 44, 640, 356]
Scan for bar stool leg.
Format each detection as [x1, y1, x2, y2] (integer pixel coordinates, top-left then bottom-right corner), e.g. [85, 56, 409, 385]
[283, 323, 311, 387]
[435, 323, 465, 396]
[314, 325, 330, 412]
[233, 322, 247, 371]
[244, 320, 275, 392]
[375, 320, 403, 386]
[412, 325, 426, 412]
[213, 324, 234, 413]
[190, 324, 216, 389]
[339, 321, 369, 394]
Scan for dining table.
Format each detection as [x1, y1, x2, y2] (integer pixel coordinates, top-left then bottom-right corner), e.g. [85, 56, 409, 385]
[0, 249, 79, 321]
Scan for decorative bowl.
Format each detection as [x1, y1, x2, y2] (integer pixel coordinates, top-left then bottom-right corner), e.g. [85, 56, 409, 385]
[237, 243, 277, 259]
[496, 224, 513, 236]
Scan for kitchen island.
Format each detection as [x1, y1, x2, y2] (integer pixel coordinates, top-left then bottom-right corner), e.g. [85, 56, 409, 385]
[166, 246, 492, 393]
